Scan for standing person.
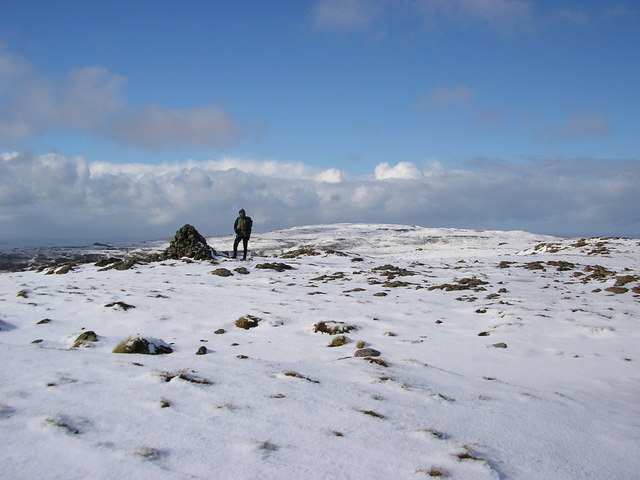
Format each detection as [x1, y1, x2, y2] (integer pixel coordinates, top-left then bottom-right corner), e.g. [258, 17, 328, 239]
[232, 208, 253, 260]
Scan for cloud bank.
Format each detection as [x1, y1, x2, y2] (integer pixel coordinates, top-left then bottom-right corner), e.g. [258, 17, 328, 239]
[1, 152, 638, 245]
[0, 45, 242, 150]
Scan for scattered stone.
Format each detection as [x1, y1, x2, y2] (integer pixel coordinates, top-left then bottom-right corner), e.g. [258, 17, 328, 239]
[605, 287, 628, 294]
[211, 268, 233, 277]
[195, 346, 208, 355]
[214, 329, 226, 334]
[548, 260, 576, 271]
[492, 343, 508, 348]
[354, 348, 381, 357]
[614, 275, 638, 287]
[429, 277, 489, 292]
[582, 265, 615, 282]
[31, 339, 44, 344]
[113, 336, 173, 355]
[17, 289, 29, 298]
[313, 321, 358, 335]
[105, 301, 136, 311]
[37, 318, 52, 325]
[234, 267, 250, 275]
[282, 371, 320, 383]
[163, 224, 215, 261]
[328, 335, 349, 347]
[366, 357, 389, 367]
[255, 262, 294, 272]
[478, 331, 491, 336]
[384, 331, 397, 337]
[71, 331, 98, 348]
[358, 409, 385, 419]
[235, 314, 262, 329]
[373, 292, 388, 297]
[523, 262, 546, 271]
[372, 264, 416, 279]
[281, 247, 319, 258]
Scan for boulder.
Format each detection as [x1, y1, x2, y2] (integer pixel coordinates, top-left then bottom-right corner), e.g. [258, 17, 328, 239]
[163, 224, 215, 261]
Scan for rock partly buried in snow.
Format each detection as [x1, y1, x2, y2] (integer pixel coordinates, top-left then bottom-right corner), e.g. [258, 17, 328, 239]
[163, 224, 215, 261]
[71, 331, 98, 348]
[211, 268, 233, 277]
[354, 348, 381, 357]
[112, 336, 173, 355]
[313, 321, 358, 335]
[492, 342, 508, 349]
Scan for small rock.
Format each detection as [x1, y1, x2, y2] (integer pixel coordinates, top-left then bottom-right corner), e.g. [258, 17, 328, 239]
[37, 318, 52, 325]
[195, 346, 207, 355]
[71, 331, 98, 348]
[328, 335, 349, 347]
[354, 348, 381, 357]
[492, 343, 508, 348]
[235, 315, 261, 329]
[214, 329, 226, 334]
[211, 268, 233, 277]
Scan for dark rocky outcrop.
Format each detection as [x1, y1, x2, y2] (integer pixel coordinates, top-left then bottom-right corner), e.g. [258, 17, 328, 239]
[163, 224, 215, 261]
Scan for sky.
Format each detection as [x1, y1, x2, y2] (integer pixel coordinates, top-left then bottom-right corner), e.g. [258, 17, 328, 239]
[0, 0, 639, 245]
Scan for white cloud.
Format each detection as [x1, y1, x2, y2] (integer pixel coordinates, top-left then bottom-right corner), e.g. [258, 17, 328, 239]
[315, 168, 343, 183]
[0, 45, 241, 150]
[2, 152, 637, 243]
[374, 161, 422, 180]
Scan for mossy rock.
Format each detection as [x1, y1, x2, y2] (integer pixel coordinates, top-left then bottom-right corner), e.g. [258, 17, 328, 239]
[71, 331, 98, 348]
[113, 336, 173, 355]
[327, 335, 349, 347]
[313, 321, 358, 335]
[163, 224, 214, 261]
[354, 348, 381, 357]
[235, 315, 262, 330]
[212, 268, 233, 277]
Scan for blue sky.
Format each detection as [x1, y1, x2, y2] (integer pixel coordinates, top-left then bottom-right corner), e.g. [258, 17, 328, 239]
[1, 1, 639, 244]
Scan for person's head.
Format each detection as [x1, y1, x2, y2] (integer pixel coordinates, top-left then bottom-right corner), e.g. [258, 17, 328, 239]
[239, 209, 246, 217]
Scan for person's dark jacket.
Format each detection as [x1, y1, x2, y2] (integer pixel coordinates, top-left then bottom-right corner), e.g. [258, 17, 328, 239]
[234, 216, 253, 238]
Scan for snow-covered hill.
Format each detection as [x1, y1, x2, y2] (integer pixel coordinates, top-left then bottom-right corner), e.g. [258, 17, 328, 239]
[1, 224, 638, 479]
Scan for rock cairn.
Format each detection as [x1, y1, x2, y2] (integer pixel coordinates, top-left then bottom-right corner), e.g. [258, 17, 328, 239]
[163, 224, 215, 261]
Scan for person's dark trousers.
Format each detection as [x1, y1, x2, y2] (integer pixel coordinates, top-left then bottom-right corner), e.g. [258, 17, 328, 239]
[233, 235, 249, 259]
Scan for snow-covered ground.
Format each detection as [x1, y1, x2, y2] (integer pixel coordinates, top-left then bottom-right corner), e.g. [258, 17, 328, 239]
[1, 224, 638, 479]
